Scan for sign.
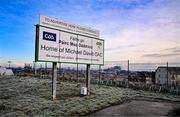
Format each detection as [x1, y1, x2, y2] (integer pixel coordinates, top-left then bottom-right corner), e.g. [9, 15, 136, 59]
[35, 15, 104, 65]
[40, 15, 99, 38]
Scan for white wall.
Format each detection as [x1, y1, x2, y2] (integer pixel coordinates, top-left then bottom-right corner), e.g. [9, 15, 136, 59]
[155, 68, 170, 85]
[0, 67, 14, 75]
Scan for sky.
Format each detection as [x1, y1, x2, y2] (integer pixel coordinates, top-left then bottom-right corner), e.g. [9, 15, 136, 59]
[0, 0, 180, 67]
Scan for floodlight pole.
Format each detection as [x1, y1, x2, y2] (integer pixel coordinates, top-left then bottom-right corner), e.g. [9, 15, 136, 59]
[86, 64, 90, 95]
[52, 62, 57, 100]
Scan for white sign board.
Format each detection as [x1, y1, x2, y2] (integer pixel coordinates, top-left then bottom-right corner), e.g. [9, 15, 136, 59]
[35, 16, 104, 65]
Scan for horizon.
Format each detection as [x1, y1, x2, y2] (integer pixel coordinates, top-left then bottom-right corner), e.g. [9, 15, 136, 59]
[1, 60, 180, 72]
[0, 0, 180, 65]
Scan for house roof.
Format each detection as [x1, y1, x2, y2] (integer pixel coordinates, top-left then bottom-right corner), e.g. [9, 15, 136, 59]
[157, 67, 180, 75]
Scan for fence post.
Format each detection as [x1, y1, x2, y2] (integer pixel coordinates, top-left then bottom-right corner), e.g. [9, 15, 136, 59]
[176, 87, 179, 94]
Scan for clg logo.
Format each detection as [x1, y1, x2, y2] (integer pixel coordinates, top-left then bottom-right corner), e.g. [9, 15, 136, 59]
[43, 31, 56, 42]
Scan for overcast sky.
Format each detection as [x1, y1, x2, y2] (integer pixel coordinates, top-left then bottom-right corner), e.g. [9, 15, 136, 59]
[0, 0, 180, 66]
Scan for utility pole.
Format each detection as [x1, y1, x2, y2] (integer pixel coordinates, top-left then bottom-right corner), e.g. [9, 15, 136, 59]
[128, 60, 129, 79]
[167, 62, 168, 86]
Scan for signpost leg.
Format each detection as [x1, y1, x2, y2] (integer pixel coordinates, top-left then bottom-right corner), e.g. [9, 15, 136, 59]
[45, 62, 47, 77]
[52, 62, 57, 100]
[33, 61, 37, 75]
[99, 65, 101, 83]
[59, 63, 61, 79]
[77, 64, 79, 82]
[86, 64, 90, 95]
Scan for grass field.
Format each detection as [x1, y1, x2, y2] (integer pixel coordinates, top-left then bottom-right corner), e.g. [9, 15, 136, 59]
[0, 76, 180, 116]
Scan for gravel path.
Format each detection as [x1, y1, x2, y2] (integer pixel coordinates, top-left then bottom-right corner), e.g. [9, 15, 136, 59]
[88, 98, 180, 116]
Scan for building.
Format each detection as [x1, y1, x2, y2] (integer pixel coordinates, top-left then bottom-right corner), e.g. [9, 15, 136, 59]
[155, 67, 180, 85]
[0, 67, 14, 75]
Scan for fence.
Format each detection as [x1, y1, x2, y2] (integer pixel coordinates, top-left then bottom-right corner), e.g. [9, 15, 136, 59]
[1, 60, 180, 94]
[90, 79, 180, 95]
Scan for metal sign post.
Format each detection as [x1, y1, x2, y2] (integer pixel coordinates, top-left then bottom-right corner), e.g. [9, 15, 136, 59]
[52, 62, 57, 100]
[33, 61, 37, 75]
[86, 64, 90, 95]
[77, 64, 79, 82]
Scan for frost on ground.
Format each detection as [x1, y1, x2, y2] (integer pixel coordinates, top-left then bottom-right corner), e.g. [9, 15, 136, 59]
[0, 76, 180, 116]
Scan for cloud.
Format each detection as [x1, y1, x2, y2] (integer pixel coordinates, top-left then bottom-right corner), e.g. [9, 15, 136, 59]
[143, 53, 180, 58]
[101, 0, 180, 62]
[1, 0, 180, 63]
[105, 44, 136, 51]
[143, 46, 180, 58]
[173, 50, 180, 53]
[163, 46, 180, 53]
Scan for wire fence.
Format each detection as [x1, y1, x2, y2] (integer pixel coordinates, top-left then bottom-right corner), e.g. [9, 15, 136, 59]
[1, 60, 180, 94]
